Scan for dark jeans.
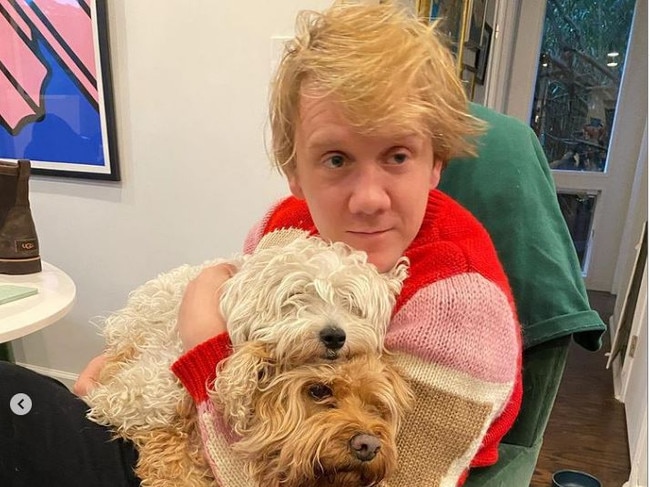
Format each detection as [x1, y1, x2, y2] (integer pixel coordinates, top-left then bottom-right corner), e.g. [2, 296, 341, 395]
[0, 361, 140, 487]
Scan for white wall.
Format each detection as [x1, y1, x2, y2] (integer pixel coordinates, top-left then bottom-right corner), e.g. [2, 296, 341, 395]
[12, 0, 331, 376]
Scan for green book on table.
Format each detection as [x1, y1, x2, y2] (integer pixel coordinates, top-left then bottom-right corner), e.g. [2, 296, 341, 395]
[0, 285, 38, 305]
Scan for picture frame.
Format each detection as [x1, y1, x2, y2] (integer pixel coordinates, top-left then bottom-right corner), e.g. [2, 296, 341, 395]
[466, 0, 486, 48]
[426, 0, 466, 51]
[475, 22, 493, 85]
[0, 0, 120, 181]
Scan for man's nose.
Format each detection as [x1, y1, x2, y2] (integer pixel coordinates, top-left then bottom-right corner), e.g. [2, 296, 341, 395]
[347, 164, 390, 215]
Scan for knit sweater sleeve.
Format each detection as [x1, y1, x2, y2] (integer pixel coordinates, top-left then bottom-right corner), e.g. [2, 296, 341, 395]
[384, 191, 522, 486]
[171, 332, 232, 403]
[171, 333, 255, 487]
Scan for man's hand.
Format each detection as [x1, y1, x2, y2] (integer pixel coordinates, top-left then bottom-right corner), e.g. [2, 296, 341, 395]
[177, 262, 236, 351]
[73, 353, 108, 396]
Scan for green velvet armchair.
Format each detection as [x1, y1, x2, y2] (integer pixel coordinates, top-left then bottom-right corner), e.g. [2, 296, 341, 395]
[439, 104, 606, 486]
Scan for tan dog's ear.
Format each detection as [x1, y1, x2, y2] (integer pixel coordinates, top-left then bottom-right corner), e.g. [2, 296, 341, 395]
[381, 353, 415, 427]
[212, 341, 275, 436]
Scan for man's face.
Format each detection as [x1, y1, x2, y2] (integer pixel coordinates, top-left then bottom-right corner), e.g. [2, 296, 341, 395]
[289, 93, 441, 273]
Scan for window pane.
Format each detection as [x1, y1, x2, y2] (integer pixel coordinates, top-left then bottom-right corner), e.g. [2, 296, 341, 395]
[557, 192, 597, 272]
[530, 0, 636, 172]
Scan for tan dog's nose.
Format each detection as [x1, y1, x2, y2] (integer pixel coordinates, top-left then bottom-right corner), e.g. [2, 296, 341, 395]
[349, 433, 381, 462]
[319, 325, 346, 351]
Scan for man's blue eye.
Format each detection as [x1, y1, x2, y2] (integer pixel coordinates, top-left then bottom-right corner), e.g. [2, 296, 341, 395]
[392, 153, 408, 164]
[327, 155, 345, 167]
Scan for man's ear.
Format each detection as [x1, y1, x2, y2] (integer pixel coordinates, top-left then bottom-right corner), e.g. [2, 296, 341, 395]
[288, 171, 305, 199]
[429, 157, 443, 189]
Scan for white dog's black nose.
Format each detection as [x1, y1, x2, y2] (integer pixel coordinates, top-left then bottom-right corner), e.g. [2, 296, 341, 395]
[319, 325, 346, 351]
[350, 433, 381, 462]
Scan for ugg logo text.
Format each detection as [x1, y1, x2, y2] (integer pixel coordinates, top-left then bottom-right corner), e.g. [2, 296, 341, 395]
[16, 240, 37, 251]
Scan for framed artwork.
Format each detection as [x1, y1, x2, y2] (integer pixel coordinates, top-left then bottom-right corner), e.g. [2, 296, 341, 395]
[466, 0, 486, 47]
[424, 0, 465, 50]
[475, 22, 493, 85]
[0, 0, 120, 180]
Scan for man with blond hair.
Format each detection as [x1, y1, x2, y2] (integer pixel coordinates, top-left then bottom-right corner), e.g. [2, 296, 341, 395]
[1, 2, 604, 486]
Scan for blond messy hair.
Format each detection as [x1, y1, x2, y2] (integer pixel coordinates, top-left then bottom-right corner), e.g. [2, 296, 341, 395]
[269, 0, 485, 176]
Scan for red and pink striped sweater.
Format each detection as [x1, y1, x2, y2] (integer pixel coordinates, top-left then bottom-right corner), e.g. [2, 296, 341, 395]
[172, 189, 522, 486]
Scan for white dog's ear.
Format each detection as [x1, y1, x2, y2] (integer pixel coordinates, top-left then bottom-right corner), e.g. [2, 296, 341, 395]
[383, 257, 409, 296]
[212, 341, 275, 436]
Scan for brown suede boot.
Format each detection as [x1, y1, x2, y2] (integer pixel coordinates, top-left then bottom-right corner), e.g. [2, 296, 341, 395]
[0, 159, 42, 274]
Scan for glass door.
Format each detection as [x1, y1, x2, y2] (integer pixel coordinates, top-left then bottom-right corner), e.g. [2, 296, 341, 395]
[502, 0, 646, 291]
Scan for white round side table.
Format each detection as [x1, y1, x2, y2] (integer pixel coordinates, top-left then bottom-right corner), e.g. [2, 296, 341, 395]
[0, 261, 76, 344]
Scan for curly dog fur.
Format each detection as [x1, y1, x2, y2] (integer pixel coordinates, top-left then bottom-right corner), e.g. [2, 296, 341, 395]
[215, 353, 413, 487]
[84, 235, 409, 486]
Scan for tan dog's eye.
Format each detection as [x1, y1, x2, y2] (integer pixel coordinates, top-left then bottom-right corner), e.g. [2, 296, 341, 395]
[308, 384, 332, 400]
[371, 404, 392, 421]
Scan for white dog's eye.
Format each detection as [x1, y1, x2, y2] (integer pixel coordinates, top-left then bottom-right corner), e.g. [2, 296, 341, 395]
[283, 291, 304, 308]
[345, 299, 364, 318]
[308, 383, 333, 400]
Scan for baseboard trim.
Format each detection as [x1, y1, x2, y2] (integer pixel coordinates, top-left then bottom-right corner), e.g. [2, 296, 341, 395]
[15, 362, 78, 390]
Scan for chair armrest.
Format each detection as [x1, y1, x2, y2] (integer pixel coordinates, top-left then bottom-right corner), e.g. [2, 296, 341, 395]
[465, 441, 544, 486]
[503, 336, 571, 447]
[464, 336, 570, 486]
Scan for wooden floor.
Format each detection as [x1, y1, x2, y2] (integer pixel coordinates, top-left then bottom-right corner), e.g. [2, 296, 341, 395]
[531, 291, 631, 487]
